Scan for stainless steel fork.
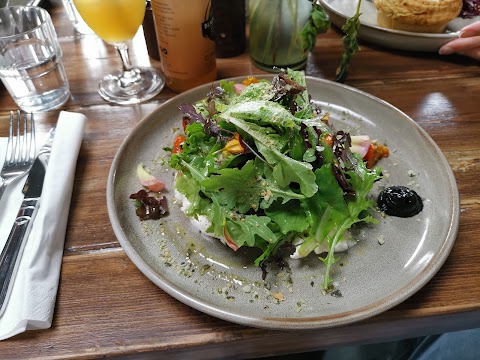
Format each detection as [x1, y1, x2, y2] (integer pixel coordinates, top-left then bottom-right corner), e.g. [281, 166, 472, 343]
[0, 111, 36, 203]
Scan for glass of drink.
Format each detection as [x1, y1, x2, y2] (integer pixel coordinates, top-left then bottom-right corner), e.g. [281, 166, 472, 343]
[249, 0, 312, 72]
[73, 0, 165, 104]
[0, 6, 71, 112]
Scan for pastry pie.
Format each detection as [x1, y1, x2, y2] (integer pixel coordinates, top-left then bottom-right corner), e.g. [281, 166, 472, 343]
[373, 0, 463, 33]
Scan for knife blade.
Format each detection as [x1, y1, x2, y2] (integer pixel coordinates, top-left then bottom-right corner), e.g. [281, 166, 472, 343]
[0, 128, 56, 315]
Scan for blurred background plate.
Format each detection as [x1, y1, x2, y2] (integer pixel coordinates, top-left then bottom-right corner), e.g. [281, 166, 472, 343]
[320, 0, 478, 52]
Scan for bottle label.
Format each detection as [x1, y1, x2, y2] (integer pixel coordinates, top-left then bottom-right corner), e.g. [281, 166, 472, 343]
[151, 0, 217, 84]
[202, 0, 215, 40]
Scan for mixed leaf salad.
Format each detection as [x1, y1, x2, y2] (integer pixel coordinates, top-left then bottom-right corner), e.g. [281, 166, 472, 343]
[149, 69, 389, 290]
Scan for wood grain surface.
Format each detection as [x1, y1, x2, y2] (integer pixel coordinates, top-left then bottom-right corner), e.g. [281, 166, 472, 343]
[0, 1, 479, 359]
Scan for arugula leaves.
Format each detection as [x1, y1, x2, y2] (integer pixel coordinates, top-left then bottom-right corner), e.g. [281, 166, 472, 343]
[202, 160, 305, 213]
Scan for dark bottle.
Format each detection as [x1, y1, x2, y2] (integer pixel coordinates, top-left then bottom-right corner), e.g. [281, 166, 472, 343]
[213, 0, 246, 58]
[143, 0, 161, 61]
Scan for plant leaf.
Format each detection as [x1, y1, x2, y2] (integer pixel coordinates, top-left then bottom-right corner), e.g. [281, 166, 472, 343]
[300, 1, 331, 52]
[336, 0, 363, 83]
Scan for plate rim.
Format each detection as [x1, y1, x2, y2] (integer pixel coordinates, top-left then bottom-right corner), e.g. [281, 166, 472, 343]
[107, 75, 460, 330]
[319, 0, 461, 39]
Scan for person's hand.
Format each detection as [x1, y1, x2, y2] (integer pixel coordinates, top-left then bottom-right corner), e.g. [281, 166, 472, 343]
[439, 21, 480, 60]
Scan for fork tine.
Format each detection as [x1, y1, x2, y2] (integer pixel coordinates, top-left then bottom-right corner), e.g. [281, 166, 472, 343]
[4, 111, 36, 166]
[20, 112, 27, 163]
[14, 110, 21, 165]
[5, 111, 14, 164]
[28, 113, 35, 163]
[20, 112, 31, 164]
[0, 111, 36, 204]
[24, 113, 35, 163]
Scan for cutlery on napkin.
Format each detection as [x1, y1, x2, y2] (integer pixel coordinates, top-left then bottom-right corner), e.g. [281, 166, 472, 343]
[0, 111, 86, 341]
[0, 126, 56, 317]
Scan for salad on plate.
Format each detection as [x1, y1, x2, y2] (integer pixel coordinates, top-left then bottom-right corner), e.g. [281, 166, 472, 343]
[133, 69, 390, 290]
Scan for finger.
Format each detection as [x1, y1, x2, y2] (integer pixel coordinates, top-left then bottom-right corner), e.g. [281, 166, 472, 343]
[460, 47, 480, 61]
[460, 29, 480, 38]
[459, 21, 480, 35]
[439, 36, 480, 54]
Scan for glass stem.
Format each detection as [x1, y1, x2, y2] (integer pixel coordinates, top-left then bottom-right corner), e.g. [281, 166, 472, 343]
[116, 43, 133, 72]
[114, 43, 141, 88]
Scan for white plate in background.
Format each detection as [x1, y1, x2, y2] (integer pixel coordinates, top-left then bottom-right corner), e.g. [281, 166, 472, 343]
[320, 0, 478, 52]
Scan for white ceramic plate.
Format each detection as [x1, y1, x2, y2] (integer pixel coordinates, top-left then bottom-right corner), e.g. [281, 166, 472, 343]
[320, 0, 478, 52]
[107, 76, 459, 330]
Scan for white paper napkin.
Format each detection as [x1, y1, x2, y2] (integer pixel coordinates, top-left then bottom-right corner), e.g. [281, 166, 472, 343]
[0, 111, 86, 340]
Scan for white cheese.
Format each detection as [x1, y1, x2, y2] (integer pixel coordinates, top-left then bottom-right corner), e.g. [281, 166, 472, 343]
[174, 189, 227, 246]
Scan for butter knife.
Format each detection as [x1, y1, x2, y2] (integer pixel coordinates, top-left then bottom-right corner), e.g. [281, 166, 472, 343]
[0, 128, 55, 315]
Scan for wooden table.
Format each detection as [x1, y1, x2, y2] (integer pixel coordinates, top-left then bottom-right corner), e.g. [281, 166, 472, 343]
[1, 1, 479, 359]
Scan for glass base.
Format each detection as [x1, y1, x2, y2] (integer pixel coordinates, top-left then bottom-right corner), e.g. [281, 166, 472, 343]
[98, 67, 165, 105]
[251, 58, 307, 73]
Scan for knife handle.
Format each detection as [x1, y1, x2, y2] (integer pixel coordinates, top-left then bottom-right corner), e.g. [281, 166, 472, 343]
[0, 198, 39, 315]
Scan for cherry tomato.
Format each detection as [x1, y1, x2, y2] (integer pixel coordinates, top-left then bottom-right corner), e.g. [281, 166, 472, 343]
[172, 135, 186, 154]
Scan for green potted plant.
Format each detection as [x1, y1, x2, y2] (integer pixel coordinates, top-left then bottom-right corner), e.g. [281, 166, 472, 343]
[248, 0, 362, 83]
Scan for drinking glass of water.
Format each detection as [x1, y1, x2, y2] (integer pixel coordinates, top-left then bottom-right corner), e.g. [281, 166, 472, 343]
[0, 6, 71, 112]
